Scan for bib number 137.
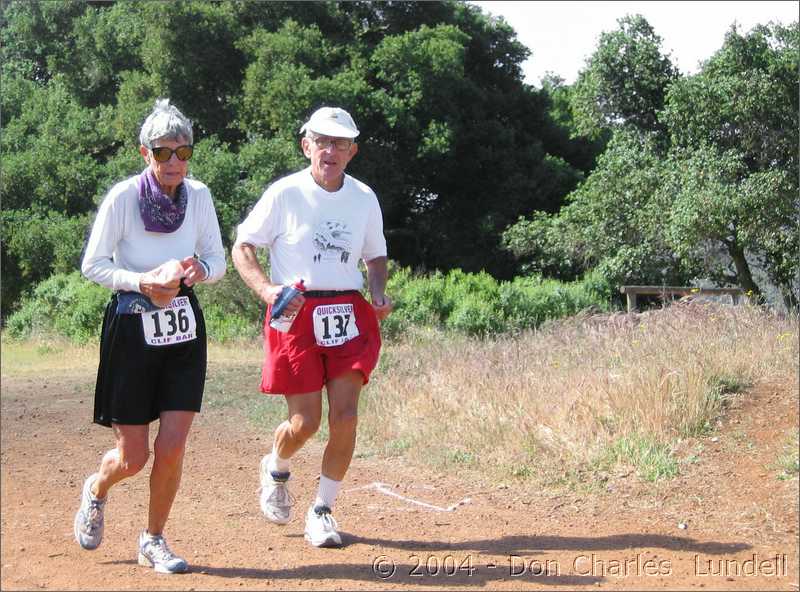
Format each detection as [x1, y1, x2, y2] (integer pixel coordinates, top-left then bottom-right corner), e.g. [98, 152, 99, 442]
[313, 304, 359, 347]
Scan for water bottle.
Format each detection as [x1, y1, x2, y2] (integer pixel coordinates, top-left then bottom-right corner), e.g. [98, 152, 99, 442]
[269, 279, 305, 332]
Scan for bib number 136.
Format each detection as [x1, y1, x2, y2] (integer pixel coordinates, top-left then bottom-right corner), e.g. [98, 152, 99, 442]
[142, 296, 197, 346]
[313, 304, 359, 347]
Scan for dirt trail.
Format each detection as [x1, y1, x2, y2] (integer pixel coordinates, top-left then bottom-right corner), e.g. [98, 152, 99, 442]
[1, 370, 797, 590]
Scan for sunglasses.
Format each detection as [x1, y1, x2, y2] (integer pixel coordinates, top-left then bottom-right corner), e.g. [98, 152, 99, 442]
[151, 145, 193, 162]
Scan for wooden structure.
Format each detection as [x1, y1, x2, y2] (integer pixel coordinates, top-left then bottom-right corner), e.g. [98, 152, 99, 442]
[619, 285, 746, 313]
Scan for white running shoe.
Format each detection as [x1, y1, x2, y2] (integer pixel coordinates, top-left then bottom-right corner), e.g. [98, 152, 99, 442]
[74, 473, 106, 550]
[259, 454, 294, 524]
[137, 530, 188, 574]
[304, 504, 342, 548]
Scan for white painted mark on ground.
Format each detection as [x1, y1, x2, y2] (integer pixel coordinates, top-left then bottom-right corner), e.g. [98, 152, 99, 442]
[346, 481, 471, 512]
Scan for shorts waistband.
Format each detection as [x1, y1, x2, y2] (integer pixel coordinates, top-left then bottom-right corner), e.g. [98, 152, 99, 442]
[114, 283, 195, 298]
[304, 290, 360, 298]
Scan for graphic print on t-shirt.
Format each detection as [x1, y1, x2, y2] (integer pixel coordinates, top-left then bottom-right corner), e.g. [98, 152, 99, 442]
[312, 219, 352, 264]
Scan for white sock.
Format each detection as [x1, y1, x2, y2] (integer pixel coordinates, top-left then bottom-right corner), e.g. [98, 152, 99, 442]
[268, 451, 291, 473]
[315, 474, 342, 510]
[268, 421, 292, 473]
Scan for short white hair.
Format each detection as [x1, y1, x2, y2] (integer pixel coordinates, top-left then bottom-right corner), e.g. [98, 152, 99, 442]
[139, 99, 193, 148]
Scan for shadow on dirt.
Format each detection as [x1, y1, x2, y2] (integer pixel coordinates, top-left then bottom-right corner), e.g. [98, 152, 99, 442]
[104, 560, 603, 587]
[347, 532, 752, 555]
[101, 532, 750, 587]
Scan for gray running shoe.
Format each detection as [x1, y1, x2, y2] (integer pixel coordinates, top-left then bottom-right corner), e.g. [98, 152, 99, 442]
[74, 473, 106, 550]
[137, 531, 188, 574]
[259, 454, 294, 524]
[304, 504, 342, 548]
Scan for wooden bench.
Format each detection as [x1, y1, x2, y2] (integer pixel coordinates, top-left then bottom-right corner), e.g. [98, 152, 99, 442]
[619, 285, 746, 313]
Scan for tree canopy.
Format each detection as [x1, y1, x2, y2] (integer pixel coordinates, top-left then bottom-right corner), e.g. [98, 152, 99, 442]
[570, 15, 679, 138]
[1, 0, 593, 319]
[2, 3, 796, 319]
[504, 17, 799, 308]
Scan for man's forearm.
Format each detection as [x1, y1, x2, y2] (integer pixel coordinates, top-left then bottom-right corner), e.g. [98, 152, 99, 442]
[232, 242, 273, 303]
[365, 256, 388, 301]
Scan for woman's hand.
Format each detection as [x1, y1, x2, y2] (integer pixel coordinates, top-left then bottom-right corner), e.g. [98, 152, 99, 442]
[140, 276, 180, 307]
[180, 256, 207, 287]
[140, 259, 184, 307]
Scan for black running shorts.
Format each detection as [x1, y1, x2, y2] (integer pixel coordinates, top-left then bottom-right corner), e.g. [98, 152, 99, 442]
[93, 285, 207, 427]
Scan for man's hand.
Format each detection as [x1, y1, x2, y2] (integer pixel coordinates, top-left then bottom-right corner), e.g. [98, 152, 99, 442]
[370, 293, 393, 321]
[232, 242, 307, 313]
[262, 284, 305, 316]
[365, 256, 392, 322]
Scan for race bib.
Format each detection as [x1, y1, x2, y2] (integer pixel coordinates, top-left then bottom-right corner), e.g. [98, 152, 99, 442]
[141, 296, 197, 347]
[312, 303, 359, 347]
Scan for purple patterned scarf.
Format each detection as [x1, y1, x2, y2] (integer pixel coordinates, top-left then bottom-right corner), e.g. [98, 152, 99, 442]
[137, 167, 187, 233]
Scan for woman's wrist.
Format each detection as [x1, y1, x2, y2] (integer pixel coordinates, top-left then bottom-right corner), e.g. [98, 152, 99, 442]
[137, 272, 147, 295]
[197, 258, 210, 281]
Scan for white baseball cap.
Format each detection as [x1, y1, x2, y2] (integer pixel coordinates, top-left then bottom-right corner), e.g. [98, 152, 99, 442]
[299, 106, 360, 138]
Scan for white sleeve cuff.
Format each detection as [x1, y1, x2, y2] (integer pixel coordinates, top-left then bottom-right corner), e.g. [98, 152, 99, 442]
[198, 259, 211, 281]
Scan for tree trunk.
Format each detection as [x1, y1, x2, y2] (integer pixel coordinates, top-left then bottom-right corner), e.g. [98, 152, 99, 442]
[780, 285, 798, 310]
[727, 242, 761, 297]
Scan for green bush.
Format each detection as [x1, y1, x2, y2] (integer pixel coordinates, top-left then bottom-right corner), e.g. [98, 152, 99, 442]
[5, 258, 268, 345]
[384, 265, 613, 337]
[5, 262, 614, 344]
[445, 292, 503, 335]
[579, 267, 617, 303]
[6, 271, 110, 343]
[382, 268, 447, 337]
[193, 258, 266, 334]
[201, 303, 261, 342]
[1, 209, 92, 319]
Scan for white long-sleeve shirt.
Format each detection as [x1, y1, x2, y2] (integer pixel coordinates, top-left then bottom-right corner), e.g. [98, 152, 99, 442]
[82, 175, 226, 292]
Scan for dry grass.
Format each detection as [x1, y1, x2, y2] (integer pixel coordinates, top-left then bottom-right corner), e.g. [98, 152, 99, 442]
[0, 336, 262, 378]
[359, 301, 798, 485]
[3, 300, 796, 488]
[0, 335, 99, 378]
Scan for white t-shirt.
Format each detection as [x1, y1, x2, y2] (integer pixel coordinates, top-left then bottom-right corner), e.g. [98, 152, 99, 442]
[235, 167, 387, 291]
[82, 175, 226, 292]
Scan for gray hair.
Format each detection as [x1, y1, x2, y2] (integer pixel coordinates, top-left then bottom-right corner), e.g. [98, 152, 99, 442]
[139, 99, 193, 148]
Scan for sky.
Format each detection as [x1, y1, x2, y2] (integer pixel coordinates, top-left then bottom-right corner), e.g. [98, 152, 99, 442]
[470, 1, 799, 86]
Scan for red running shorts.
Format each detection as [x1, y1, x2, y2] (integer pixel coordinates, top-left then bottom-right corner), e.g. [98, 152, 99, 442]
[260, 291, 382, 395]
